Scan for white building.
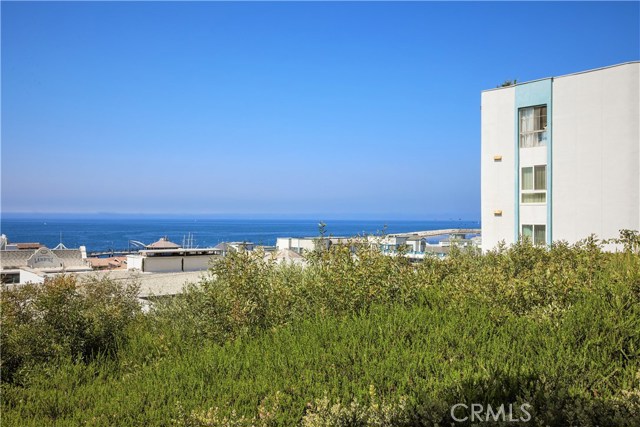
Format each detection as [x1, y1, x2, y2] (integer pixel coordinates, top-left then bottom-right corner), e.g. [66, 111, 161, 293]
[276, 236, 365, 254]
[126, 248, 222, 273]
[126, 237, 222, 273]
[276, 237, 329, 254]
[481, 62, 639, 251]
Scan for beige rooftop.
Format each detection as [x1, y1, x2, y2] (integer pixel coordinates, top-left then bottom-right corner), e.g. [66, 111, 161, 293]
[146, 237, 181, 249]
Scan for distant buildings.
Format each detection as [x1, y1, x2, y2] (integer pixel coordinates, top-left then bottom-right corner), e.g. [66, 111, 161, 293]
[275, 231, 479, 260]
[126, 237, 222, 273]
[276, 236, 367, 254]
[368, 231, 480, 260]
[1, 227, 482, 285]
[276, 237, 329, 254]
[481, 62, 640, 251]
[0, 234, 91, 284]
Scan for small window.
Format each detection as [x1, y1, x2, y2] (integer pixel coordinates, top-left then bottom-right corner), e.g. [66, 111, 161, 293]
[521, 165, 546, 203]
[519, 105, 547, 148]
[522, 224, 546, 245]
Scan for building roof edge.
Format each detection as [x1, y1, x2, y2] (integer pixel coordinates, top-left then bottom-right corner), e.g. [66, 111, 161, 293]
[481, 60, 640, 93]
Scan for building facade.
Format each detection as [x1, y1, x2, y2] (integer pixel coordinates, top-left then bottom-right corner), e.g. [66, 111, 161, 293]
[0, 235, 91, 284]
[481, 62, 639, 252]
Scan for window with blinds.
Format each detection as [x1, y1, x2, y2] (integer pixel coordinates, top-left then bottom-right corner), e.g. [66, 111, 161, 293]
[519, 105, 547, 148]
[521, 165, 547, 203]
[522, 224, 546, 245]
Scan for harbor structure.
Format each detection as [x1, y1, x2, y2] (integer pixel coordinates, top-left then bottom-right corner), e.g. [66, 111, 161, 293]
[481, 62, 640, 251]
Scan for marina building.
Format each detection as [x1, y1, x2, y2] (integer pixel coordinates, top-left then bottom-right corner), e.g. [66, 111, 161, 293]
[481, 62, 639, 251]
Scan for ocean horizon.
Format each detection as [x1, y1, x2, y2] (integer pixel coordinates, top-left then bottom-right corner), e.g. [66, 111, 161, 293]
[1, 216, 480, 253]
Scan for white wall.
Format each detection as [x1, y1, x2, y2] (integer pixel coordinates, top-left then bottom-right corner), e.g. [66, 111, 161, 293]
[128, 254, 219, 273]
[552, 63, 640, 243]
[19, 269, 45, 284]
[481, 86, 516, 251]
[143, 257, 183, 273]
[276, 238, 291, 251]
[276, 238, 321, 253]
[127, 255, 143, 271]
[183, 255, 217, 271]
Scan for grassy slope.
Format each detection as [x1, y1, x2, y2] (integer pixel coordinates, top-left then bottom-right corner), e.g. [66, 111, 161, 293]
[3, 290, 638, 426]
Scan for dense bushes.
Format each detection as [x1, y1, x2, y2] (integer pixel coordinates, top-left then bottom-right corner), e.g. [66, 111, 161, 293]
[155, 233, 639, 342]
[1, 232, 639, 425]
[1, 275, 139, 384]
[152, 243, 421, 344]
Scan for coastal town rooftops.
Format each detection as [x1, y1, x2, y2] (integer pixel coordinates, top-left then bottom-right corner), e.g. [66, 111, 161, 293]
[213, 242, 255, 250]
[87, 257, 127, 270]
[137, 247, 219, 256]
[213, 242, 230, 251]
[0, 250, 33, 268]
[15, 243, 44, 250]
[264, 248, 306, 265]
[146, 237, 181, 249]
[1, 246, 89, 269]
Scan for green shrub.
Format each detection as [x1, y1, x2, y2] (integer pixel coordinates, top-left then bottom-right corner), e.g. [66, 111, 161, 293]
[153, 242, 421, 344]
[2, 231, 639, 425]
[1, 274, 140, 384]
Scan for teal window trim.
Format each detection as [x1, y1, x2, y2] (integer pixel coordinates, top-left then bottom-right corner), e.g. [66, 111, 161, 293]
[514, 110, 520, 241]
[514, 79, 553, 245]
[547, 79, 553, 245]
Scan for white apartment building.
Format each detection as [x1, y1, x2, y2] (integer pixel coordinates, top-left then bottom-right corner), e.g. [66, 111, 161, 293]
[481, 62, 639, 251]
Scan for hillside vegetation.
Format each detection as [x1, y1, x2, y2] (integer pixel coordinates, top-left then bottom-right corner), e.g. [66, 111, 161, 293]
[2, 232, 639, 426]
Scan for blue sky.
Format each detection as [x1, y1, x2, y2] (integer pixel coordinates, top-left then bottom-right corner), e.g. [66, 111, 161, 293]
[2, 1, 638, 220]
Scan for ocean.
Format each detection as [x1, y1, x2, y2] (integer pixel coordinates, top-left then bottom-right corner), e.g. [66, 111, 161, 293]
[0, 217, 480, 253]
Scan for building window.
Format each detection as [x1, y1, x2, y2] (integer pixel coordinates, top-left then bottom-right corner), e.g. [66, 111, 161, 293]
[521, 165, 546, 203]
[519, 105, 547, 148]
[522, 224, 546, 245]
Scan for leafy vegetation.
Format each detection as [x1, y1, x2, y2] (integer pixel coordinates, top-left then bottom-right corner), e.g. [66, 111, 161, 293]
[1, 274, 139, 384]
[1, 232, 639, 426]
[497, 79, 518, 87]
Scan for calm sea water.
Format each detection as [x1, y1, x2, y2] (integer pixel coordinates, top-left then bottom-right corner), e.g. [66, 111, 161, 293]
[0, 218, 480, 253]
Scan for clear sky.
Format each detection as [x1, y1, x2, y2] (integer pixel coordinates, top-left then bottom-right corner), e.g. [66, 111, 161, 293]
[2, 1, 638, 220]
